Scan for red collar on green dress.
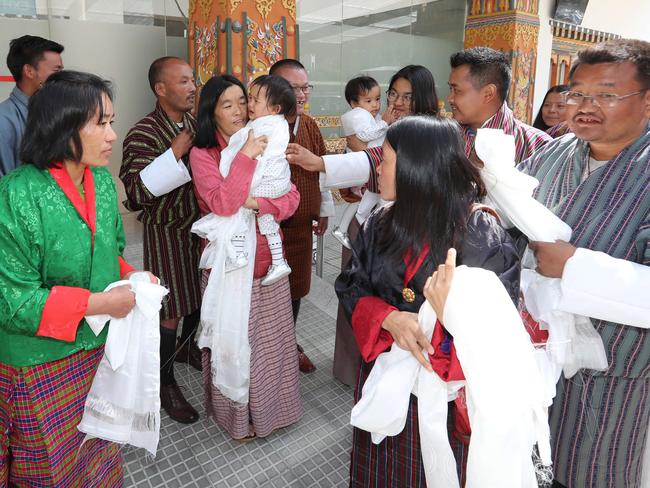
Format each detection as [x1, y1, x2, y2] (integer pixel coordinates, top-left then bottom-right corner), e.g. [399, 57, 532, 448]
[48, 164, 97, 243]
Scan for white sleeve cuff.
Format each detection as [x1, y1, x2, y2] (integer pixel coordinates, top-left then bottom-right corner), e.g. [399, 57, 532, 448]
[558, 248, 650, 328]
[319, 151, 370, 190]
[319, 190, 335, 217]
[139, 148, 192, 197]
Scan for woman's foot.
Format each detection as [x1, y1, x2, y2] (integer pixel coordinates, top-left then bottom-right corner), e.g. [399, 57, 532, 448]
[235, 424, 256, 443]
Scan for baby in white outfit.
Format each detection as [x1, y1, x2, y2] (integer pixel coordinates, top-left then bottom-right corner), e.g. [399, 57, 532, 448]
[219, 75, 296, 285]
[334, 76, 390, 248]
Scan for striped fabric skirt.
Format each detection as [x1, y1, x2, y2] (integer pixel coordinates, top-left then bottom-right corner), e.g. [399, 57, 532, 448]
[350, 360, 427, 487]
[350, 360, 469, 488]
[0, 348, 123, 487]
[550, 373, 649, 488]
[143, 223, 202, 320]
[201, 271, 303, 439]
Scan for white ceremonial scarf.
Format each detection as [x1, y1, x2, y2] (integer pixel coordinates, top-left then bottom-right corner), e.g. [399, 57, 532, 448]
[351, 266, 550, 488]
[79, 272, 168, 456]
[192, 212, 256, 404]
[475, 129, 608, 397]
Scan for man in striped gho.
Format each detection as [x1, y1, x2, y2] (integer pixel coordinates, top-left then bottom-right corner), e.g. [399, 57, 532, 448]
[120, 57, 202, 424]
[448, 46, 552, 163]
[520, 38, 650, 488]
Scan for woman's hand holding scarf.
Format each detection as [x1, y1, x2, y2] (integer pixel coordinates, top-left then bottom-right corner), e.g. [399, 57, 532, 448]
[381, 311, 433, 371]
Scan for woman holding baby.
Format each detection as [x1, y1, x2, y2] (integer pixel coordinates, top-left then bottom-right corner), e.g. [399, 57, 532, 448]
[189, 75, 302, 441]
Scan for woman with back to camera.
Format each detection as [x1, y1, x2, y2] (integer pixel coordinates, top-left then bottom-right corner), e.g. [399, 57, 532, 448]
[335, 115, 520, 486]
[0, 70, 154, 486]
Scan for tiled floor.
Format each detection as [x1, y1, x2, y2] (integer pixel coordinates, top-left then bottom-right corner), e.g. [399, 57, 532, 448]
[120, 204, 354, 487]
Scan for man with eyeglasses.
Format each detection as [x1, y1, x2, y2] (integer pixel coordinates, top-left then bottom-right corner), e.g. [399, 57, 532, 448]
[519, 38, 650, 488]
[448, 47, 552, 163]
[269, 59, 335, 374]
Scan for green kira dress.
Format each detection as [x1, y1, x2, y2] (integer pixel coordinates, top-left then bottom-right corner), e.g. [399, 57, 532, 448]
[0, 164, 128, 367]
[0, 163, 131, 486]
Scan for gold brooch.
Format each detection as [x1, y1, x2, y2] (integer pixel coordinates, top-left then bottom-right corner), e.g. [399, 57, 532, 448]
[402, 287, 415, 303]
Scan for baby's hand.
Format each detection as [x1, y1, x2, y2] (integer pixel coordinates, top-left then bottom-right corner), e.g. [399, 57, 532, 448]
[382, 104, 400, 125]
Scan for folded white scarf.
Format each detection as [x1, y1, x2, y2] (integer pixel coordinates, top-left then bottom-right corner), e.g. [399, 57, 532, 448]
[78, 272, 168, 456]
[191, 212, 256, 404]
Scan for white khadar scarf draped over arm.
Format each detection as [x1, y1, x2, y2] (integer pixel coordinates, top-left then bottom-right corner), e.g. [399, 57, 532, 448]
[351, 266, 551, 488]
[79, 272, 169, 456]
[190, 115, 288, 405]
[475, 129, 609, 399]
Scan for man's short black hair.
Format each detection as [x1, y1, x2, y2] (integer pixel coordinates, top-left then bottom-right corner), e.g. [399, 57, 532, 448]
[148, 56, 185, 94]
[570, 38, 650, 89]
[450, 47, 511, 103]
[269, 59, 306, 75]
[7, 35, 64, 82]
[250, 75, 297, 118]
[20, 71, 113, 169]
[344, 76, 379, 105]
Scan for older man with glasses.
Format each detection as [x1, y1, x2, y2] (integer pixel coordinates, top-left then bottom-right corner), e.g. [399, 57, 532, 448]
[269, 59, 335, 374]
[519, 38, 650, 488]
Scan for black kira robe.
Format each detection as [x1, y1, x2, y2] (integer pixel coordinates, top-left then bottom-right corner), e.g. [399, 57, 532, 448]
[335, 208, 521, 488]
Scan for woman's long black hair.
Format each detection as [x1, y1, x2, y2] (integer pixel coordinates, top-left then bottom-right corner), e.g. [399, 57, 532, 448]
[194, 75, 246, 149]
[378, 116, 485, 265]
[532, 84, 569, 131]
[389, 65, 439, 116]
[20, 70, 113, 169]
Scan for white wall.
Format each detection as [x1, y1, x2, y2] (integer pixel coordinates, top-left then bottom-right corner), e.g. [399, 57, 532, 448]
[581, 0, 650, 41]
[47, 18, 166, 192]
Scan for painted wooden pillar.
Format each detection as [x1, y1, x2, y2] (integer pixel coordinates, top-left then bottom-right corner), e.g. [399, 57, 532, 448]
[188, 0, 298, 87]
[464, 0, 541, 123]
